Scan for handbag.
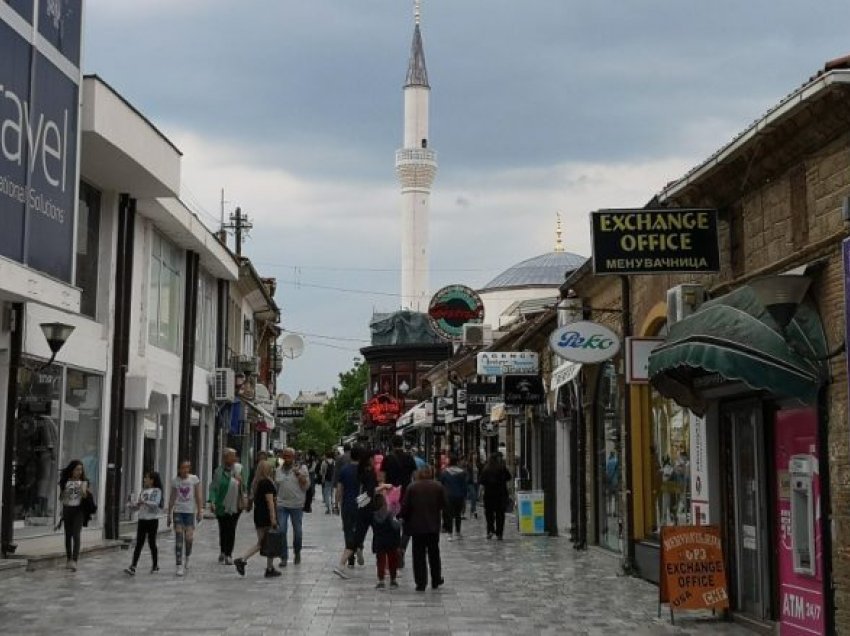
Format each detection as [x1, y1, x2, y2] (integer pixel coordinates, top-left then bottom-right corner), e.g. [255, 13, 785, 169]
[260, 529, 284, 557]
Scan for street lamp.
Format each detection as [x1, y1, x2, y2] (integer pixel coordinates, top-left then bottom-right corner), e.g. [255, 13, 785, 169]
[39, 322, 75, 368]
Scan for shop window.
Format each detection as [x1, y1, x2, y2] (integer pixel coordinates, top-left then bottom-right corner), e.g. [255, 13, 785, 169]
[76, 182, 101, 318]
[61, 369, 103, 497]
[595, 361, 622, 552]
[649, 388, 692, 536]
[148, 232, 182, 353]
[195, 273, 216, 369]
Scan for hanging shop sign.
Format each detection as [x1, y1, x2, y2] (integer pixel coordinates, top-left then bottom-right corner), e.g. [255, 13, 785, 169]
[504, 375, 545, 406]
[551, 362, 582, 391]
[549, 321, 620, 364]
[363, 394, 403, 427]
[658, 525, 730, 615]
[466, 381, 503, 415]
[0, 4, 82, 283]
[427, 284, 485, 341]
[275, 406, 305, 420]
[453, 388, 467, 417]
[476, 351, 539, 376]
[590, 209, 720, 275]
[625, 337, 664, 384]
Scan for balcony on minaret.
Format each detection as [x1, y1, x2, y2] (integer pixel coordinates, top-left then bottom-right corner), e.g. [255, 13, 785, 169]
[395, 148, 438, 191]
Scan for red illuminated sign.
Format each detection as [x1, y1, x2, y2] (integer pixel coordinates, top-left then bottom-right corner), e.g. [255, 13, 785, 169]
[363, 393, 403, 426]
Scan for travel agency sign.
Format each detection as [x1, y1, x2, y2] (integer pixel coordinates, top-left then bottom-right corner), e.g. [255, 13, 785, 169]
[1, 1, 83, 283]
[590, 208, 720, 275]
[549, 321, 620, 364]
[428, 284, 485, 342]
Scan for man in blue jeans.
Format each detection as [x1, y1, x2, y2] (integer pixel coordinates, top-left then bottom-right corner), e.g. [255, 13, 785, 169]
[274, 448, 310, 567]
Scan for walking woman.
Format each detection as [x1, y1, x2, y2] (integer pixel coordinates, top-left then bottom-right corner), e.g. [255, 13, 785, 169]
[58, 460, 92, 571]
[479, 453, 512, 540]
[234, 459, 281, 578]
[167, 460, 203, 576]
[125, 471, 164, 575]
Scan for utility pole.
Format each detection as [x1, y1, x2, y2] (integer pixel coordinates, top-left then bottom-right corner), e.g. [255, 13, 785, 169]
[220, 205, 253, 257]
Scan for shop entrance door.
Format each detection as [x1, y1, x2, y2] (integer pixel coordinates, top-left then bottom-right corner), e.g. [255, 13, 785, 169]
[724, 403, 771, 621]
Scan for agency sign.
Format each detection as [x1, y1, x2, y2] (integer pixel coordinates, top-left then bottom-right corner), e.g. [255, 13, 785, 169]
[428, 284, 485, 342]
[1, 2, 82, 283]
[549, 321, 620, 364]
[476, 351, 539, 376]
[591, 209, 720, 275]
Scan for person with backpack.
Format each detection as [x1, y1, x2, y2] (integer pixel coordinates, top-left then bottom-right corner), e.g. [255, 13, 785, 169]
[125, 471, 164, 575]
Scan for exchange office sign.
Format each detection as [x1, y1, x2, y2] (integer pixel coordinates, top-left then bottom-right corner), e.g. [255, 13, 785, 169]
[1, 3, 82, 283]
[428, 284, 485, 342]
[591, 209, 720, 275]
[659, 525, 729, 614]
[549, 321, 620, 364]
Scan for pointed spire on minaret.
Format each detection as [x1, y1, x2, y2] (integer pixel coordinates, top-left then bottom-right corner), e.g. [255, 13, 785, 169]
[554, 213, 565, 252]
[405, 1, 429, 88]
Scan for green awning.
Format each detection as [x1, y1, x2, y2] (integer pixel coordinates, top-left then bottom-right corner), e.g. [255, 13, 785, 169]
[648, 285, 827, 415]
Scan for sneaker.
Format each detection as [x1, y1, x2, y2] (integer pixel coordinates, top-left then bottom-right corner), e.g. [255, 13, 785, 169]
[224, 556, 233, 566]
[278, 559, 287, 568]
[150, 566, 159, 574]
[218, 553, 226, 564]
[65, 560, 73, 570]
[356, 549, 365, 566]
[124, 565, 136, 576]
[264, 568, 282, 578]
[375, 580, 386, 589]
[333, 566, 350, 580]
[176, 564, 184, 577]
[390, 579, 399, 589]
[234, 559, 246, 577]
[69, 561, 77, 572]
[447, 535, 454, 542]
[294, 552, 301, 565]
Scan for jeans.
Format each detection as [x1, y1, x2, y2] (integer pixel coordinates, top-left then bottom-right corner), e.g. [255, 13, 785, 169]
[411, 533, 441, 589]
[443, 497, 464, 534]
[322, 482, 333, 512]
[341, 505, 358, 550]
[277, 506, 303, 561]
[63, 505, 84, 561]
[132, 518, 159, 568]
[216, 512, 240, 557]
[467, 483, 479, 515]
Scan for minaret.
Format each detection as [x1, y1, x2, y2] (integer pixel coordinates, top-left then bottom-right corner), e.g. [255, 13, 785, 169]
[395, 1, 437, 312]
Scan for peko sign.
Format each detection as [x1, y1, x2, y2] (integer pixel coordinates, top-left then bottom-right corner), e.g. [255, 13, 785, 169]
[549, 321, 620, 364]
[428, 284, 485, 342]
[1, 4, 81, 283]
[591, 208, 720, 275]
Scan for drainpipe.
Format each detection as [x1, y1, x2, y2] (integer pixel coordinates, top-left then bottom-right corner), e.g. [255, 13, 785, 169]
[177, 251, 200, 463]
[212, 280, 229, 469]
[621, 275, 636, 573]
[105, 195, 135, 540]
[818, 385, 835, 635]
[1, 302, 23, 556]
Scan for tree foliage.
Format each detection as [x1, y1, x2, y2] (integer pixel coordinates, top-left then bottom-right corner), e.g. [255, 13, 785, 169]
[293, 361, 367, 453]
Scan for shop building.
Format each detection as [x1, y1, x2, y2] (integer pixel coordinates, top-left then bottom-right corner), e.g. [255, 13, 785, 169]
[631, 60, 850, 633]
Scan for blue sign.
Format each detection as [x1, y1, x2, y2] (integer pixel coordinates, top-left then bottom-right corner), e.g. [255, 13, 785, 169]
[1, 6, 80, 283]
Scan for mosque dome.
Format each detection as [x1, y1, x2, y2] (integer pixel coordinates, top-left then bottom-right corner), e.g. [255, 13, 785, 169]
[480, 250, 587, 292]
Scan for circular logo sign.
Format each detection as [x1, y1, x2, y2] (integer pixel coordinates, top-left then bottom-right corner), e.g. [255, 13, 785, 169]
[549, 321, 621, 363]
[427, 284, 485, 342]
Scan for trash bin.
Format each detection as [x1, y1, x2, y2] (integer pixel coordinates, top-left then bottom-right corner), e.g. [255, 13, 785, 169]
[516, 490, 545, 535]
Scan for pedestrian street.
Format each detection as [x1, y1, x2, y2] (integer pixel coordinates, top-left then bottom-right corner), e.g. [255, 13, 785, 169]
[0, 509, 751, 635]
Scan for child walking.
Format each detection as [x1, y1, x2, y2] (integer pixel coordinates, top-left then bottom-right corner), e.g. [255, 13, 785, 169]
[167, 460, 203, 577]
[125, 471, 164, 575]
[370, 493, 401, 589]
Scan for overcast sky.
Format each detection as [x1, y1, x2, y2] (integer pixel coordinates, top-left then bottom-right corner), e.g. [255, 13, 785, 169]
[85, 1, 850, 396]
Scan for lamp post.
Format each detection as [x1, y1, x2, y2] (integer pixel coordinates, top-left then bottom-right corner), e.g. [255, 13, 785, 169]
[2, 317, 75, 556]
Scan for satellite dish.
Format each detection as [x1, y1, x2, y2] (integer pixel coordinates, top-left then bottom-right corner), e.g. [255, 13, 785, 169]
[280, 334, 305, 359]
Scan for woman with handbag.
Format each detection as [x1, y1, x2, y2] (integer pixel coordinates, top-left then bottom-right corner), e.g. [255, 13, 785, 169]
[58, 460, 92, 571]
[234, 460, 280, 578]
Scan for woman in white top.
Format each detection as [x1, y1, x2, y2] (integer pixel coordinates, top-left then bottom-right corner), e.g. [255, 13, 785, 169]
[58, 460, 90, 571]
[167, 460, 203, 577]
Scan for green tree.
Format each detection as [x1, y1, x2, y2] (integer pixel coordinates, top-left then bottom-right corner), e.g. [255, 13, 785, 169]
[293, 361, 367, 452]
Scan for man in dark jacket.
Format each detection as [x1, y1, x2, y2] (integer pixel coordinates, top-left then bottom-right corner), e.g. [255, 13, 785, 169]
[399, 466, 446, 591]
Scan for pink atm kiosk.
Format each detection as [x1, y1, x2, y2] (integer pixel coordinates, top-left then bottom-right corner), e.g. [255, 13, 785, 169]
[774, 408, 825, 635]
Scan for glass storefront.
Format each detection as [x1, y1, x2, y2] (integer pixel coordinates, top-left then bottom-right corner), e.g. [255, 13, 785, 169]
[13, 360, 103, 535]
[595, 361, 622, 552]
[649, 389, 693, 536]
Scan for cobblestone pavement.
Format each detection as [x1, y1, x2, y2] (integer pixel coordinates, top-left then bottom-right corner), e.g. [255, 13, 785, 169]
[0, 508, 752, 635]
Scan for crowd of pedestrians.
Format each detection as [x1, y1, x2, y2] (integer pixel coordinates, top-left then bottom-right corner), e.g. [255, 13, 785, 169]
[58, 441, 514, 594]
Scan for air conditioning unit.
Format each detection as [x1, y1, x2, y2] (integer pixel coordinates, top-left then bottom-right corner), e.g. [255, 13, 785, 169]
[463, 323, 493, 347]
[213, 368, 235, 402]
[233, 355, 259, 375]
[667, 284, 707, 326]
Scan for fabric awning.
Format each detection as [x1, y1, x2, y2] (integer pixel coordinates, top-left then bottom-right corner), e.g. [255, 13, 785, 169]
[648, 285, 827, 415]
[243, 399, 276, 430]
